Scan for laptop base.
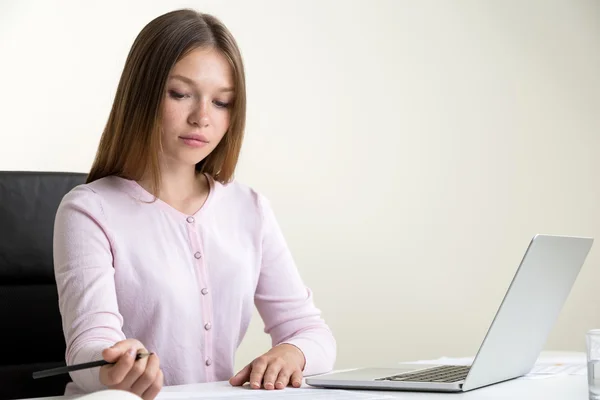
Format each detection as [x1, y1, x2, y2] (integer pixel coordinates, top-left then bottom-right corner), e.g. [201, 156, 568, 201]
[306, 365, 464, 392]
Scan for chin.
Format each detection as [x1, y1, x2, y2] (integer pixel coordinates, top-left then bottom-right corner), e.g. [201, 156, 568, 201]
[162, 154, 206, 169]
[180, 149, 210, 163]
[163, 146, 211, 167]
[185, 158, 207, 168]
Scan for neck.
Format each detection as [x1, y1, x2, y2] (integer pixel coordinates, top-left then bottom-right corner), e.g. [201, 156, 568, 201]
[139, 160, 207, 202]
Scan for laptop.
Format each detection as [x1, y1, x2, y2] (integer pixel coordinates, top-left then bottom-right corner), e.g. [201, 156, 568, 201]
[306, 234, 593, 392]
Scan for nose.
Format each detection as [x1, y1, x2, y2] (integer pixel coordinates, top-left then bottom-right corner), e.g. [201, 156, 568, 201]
[189, 100, 210, 128]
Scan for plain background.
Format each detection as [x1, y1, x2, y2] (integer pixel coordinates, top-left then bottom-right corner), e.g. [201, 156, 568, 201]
[1, 0, 599, 373]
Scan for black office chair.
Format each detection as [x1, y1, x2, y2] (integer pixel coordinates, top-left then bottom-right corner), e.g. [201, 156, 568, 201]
[0, 171, 87, 400]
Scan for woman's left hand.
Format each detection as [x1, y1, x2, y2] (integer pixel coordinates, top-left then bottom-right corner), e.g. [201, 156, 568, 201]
[229, 344, 306, 389]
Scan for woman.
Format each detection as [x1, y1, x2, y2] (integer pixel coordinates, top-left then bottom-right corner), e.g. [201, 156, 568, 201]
[53, 9, 336, 400]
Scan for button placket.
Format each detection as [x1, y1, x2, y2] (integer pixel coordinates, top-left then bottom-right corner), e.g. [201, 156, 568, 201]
[185, 214, 214, 378]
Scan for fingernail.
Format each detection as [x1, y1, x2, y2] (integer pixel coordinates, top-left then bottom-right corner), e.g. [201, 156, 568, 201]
[128, 348, 136, 357]
[275, 381, 284, 389]
[293, 380, 301, 387]
[265, 382, 274, 389]
[251, 381, 260, 389]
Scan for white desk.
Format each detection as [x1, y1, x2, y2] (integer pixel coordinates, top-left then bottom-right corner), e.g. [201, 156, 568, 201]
[154, 375, 587, 399]
[21, 352, 589, 400]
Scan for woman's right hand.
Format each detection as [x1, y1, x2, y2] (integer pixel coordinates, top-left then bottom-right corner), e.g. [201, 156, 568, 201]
[99, 339, 163, 399]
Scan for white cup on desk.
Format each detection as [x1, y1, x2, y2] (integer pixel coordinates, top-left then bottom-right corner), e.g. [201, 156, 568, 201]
[587, 329, 600, 400]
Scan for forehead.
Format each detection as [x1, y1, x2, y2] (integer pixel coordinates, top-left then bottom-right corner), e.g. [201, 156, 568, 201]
[170, 47, 233, 87]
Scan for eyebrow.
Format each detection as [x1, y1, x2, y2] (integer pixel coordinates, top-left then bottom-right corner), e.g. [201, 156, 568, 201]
[169, 74, 234, 93]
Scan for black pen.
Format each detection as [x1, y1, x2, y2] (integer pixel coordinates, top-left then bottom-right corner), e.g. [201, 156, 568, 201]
[32, 352, 153, 379]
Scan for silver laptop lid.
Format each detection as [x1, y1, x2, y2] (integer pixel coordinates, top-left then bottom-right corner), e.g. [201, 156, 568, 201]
[462, 234, 593, 391]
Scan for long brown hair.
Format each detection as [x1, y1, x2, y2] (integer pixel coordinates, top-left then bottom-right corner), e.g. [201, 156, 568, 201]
[86, 9, 246, 193]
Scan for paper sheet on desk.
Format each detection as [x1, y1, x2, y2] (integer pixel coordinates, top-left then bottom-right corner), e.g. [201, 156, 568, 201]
[529, 362, 586, 375]
[157, 388, 394, 400]
[403, 355, 587, 379]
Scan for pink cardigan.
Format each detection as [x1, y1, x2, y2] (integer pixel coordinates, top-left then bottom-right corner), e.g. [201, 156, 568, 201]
[53, 175, 336, 392]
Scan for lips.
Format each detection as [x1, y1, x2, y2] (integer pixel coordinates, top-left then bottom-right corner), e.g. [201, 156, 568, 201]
[179, 133, 209, 149]
[179, 133, 209, 143]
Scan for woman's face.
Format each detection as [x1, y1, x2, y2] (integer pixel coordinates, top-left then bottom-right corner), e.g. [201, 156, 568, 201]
[160, 47, 234, 168]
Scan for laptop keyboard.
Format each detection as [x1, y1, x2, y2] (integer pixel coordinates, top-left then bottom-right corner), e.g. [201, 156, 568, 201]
[377, 365, 471, 383]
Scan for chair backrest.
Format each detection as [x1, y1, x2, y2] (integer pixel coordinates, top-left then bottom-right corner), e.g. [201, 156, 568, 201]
[0, 171, 87, 400]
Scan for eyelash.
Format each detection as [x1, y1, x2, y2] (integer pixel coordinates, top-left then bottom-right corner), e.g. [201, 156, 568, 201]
[168, 90, 188, 100]
[213, 100, 230, 109]
[168, 90, 230, 108]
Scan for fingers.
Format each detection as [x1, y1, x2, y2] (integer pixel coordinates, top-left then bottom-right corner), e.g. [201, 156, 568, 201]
[262, 359, 284, 390]
[102, 347, 123, 364]
[241, 344, 306, 390]
[290, 370, 303, 388]
[115, 351, 149, 390]
[98, 339, 162, 400]
[102, 339, 144, 363]
[130, 353, 160, 396]
[100, 347, 137, 386]
[249, 357, 268, 389]
[141, 369, 164, 400]
[275, 367, 293, 389]
[229, 364, 251, 386]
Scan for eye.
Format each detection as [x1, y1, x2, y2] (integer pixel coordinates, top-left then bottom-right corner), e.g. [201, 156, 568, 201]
[213, 100, 230, 109]
[168, 90, 188, 100]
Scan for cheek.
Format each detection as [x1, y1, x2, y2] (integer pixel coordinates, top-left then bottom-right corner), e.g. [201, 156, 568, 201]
[161, 102, 186, 132]
[213, 111, 231, 136]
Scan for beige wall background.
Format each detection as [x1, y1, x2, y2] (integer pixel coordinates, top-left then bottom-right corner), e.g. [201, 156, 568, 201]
[1, 0, 599, 372]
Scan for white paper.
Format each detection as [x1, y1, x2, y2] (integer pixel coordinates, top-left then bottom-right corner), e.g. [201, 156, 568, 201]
[529, 362, 587, 375]
[157, 388, 394, 400]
